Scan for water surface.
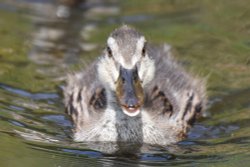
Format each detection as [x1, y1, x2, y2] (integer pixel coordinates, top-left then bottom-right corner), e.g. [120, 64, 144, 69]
[0, 0, 250, 166]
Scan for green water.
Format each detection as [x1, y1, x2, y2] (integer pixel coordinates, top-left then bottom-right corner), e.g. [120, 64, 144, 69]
[0, 0, 250, 166]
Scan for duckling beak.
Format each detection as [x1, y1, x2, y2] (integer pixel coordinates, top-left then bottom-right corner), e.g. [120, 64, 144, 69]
[116, 66, 144, 117]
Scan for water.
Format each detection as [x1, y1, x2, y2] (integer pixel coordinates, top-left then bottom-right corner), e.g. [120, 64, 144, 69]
[0, 0, 250, 166]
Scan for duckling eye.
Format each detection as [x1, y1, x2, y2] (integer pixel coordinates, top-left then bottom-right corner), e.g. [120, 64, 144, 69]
[107, 46, 113, 58]
[142, 42, 147, 57]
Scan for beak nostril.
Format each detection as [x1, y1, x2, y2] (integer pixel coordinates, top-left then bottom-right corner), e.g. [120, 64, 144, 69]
[121, 77, 125, 84]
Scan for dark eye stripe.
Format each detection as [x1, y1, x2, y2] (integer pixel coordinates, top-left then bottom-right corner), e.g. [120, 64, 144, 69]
[142, 42, 147, 57]
[107, 46, 113, 57]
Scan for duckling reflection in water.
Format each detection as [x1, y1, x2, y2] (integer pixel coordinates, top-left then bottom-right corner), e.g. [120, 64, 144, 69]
[64, 25, 206, 146]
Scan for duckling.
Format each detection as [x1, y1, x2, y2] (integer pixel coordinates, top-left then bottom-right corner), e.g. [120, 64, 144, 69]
[64, 25, 206, 146]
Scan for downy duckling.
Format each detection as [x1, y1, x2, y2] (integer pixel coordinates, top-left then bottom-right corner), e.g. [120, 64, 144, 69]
[64, 25, 206, 146]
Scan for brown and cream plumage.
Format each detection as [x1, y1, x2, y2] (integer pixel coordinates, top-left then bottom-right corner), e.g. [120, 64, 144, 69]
[64, 25, 206, 145]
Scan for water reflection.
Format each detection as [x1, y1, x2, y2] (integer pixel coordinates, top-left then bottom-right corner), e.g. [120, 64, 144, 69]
[28, 0, 90, 66]
[24, 141, 180, 166]
[27, 0, 119, 79]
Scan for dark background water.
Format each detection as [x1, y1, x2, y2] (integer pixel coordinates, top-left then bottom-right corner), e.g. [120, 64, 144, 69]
[0, 0, 250, 166]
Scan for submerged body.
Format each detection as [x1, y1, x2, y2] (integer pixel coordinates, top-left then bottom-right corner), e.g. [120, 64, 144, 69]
[64, 25, 206, 146]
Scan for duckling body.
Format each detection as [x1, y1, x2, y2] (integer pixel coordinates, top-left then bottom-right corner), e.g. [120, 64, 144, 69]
[64, 25, 206, 145]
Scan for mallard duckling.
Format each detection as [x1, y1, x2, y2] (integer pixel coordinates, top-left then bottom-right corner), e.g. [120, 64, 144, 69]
[64, 25, 206, 145]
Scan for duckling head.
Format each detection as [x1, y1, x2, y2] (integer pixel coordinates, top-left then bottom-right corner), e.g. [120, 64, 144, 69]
[97, 25, 155, 117]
